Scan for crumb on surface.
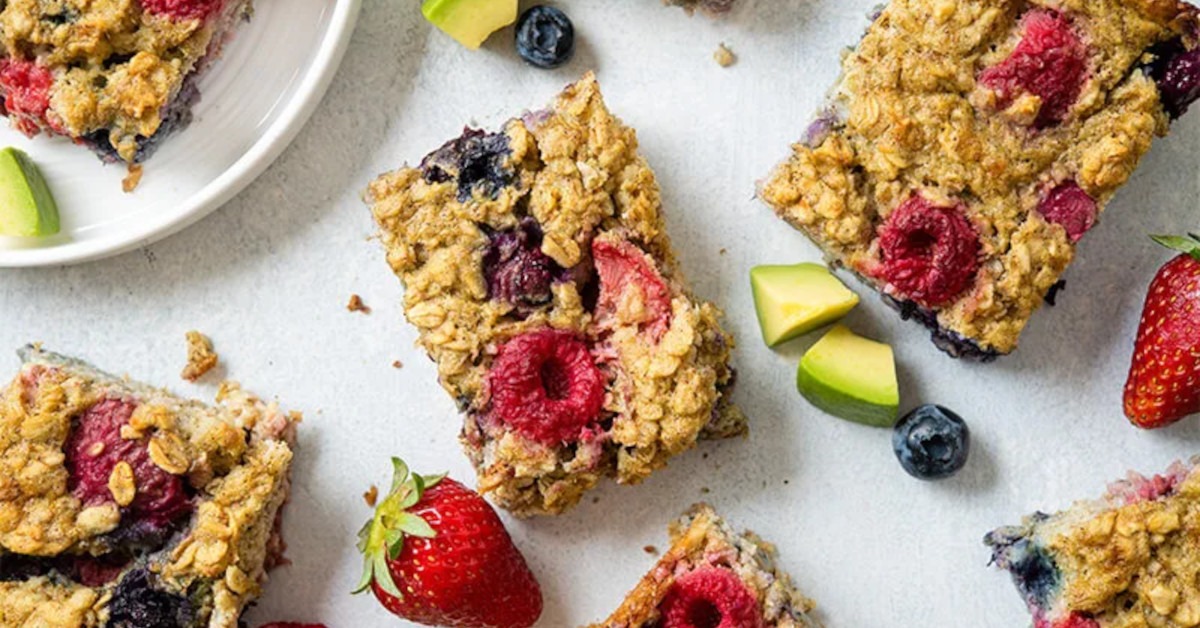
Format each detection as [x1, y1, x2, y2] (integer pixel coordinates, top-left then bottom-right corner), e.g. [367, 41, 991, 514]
[714, 43, 736, 67]
[122, 164, 144, 193]
[347, 294, 371, 314]
[719, 248, 727, 255]
[363, 485, 379, 507]
[181, 331, 218, 382]
[391, 360, 404, 369]
[700, 487, 710, 494]
[643, 545, 658, 555]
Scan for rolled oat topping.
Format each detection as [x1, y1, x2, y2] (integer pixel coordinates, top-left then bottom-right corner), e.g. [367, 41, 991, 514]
[0, 346, 298, 628]
[761, 0, 1198, 357]
[368, 73, 744, 516]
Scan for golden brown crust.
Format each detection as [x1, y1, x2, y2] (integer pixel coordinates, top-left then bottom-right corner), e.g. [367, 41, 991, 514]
[760, 0, 1196, 354]
[0, 364, 116, 556]
[989, 461, 1200, 627]
[0, 578, 102, 627]
[592, 504, 819, 628]
[0, 347, 297, 628]
[368, 74, 744, 517]
[0, 0, 252, 161]
[1056, 469, 1200, 625]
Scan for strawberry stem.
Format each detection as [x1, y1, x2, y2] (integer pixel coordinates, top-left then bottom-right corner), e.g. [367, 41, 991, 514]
[353, 457, 443, 599]
[1152, 233, 1200, 261]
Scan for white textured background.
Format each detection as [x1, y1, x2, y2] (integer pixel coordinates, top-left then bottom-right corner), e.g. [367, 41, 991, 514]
[4, 1, 1200, 625]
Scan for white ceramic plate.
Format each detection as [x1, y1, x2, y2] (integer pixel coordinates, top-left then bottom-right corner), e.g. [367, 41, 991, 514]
[0, 0, 361, 267]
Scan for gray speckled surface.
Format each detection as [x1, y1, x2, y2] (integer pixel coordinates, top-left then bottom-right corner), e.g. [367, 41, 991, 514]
[4, 1, 1200, 625]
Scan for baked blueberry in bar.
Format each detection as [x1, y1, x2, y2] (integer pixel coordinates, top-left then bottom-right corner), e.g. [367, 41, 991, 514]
[590, 504, 820, 628]
[987, 459, 1200, 628]
[0, 0, 253, 164]
[761, 0, 1200, 359]
[0, 346, 296, 627]
[367, 73, 745, 517]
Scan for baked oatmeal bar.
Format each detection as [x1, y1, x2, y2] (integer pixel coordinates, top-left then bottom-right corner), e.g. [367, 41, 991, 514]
[367, 73, 745, 517]
[0, 0, 253, 164]
[761, 0, 1200, 359]
[986, 459, 1200, 628]
[0, 346, 296, 627]
[591, 504, 820, 628]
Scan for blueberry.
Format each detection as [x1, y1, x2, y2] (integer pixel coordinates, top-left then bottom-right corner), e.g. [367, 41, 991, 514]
[515, 6, 575, 69]
[483, 218, 561, 309]
[0, 555, 55, 581]
[1148, 40, 1200, 119]
[419, 129, 512, 202]
[891, 404, 969, 480]
[107, 568, 196, 628]
[984, 529, 1060, 609]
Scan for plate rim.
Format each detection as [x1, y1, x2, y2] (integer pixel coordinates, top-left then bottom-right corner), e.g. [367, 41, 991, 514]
[0, 0, 364, 269]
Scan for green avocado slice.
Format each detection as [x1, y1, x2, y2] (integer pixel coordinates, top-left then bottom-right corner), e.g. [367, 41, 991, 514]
[797, 325, 899, 427]
[0, 147, 59, 238]
[422, 0, 518, 49]
[751, 263, 859, 347]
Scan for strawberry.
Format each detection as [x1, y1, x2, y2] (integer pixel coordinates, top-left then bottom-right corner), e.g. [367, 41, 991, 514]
[1123, 234, 1200, 429]
[353, 458, 543, 628]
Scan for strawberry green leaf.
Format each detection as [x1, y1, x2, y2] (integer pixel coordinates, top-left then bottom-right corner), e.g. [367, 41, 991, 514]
[396, 512, 436, 538]
[385, 528, 404, 560]
[352, 557, 373, 594]
[353, 456, 444, 600]
[389, 457, 410, 493]
[374, 552, 401, 598]
[1152, 234, 1200, 261]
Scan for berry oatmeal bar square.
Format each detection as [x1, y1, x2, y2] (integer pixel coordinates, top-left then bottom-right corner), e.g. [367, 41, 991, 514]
[0, 0, 253, 164]
[760, 0, 1200, 359]
[366, 73, 745, 517]
[0, 346, 296, 628]
[591, 504, 820, 628]
[986, 459, 1200, 628]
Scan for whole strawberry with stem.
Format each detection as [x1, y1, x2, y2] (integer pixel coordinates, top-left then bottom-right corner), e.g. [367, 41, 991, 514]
[353, 458, 542, 628]
[1124, 234, 1200, 429]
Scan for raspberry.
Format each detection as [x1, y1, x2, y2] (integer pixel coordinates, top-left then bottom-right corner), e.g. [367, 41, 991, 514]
[593, 238, 672, 341]
[1107, 464, 1188, 505]
[1037, 181, 1096, 243]
[484, 218, 561, 309]
[875, 195, 980, 307]
[139, 0, 224, 21]
[72, 555, 131, 587]
[64, 399, 192, 530]
[659, 567, 764, 628]
[1150, 42, 1200, 119]
[488, 329, 606, 445]
[978, 10, 1089, 128]
[0, 59, 53, 137]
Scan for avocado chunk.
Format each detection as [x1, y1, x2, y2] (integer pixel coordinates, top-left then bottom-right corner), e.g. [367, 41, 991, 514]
[797, 325, 899, 427]
[422, 0, 518, 49]
[0, 147, 59, 238]
[751, 263, 859, 346]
